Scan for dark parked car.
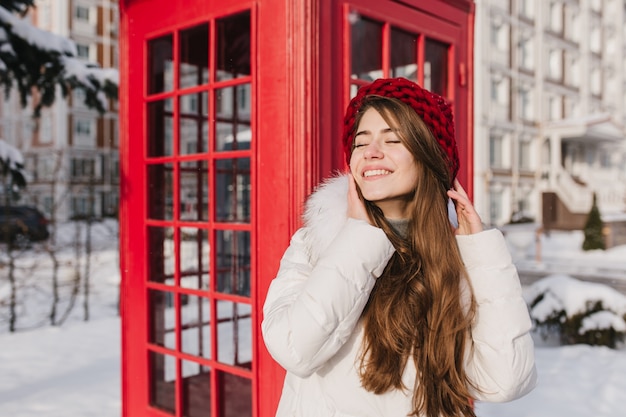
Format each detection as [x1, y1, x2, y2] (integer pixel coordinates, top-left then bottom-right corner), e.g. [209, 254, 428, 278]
[0, 206, 50, 245]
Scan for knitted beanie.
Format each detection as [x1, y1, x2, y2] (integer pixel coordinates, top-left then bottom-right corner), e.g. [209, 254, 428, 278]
[342, 77, 459, 181]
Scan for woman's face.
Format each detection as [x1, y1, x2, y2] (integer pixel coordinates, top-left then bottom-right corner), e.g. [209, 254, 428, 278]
[349, 107, 418, 219]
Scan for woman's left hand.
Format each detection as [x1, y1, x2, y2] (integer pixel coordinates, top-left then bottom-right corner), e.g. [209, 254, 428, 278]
[447, 179, 483, 235]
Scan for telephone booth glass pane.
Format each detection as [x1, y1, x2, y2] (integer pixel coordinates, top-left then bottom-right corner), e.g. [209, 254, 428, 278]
[216, 300, 252, 369]
[350, 16, 383, 80]
[150, 351, 177, 414]
[148, 99, 174, 157]
[180, 92, 209, 155]
[218, 370, 252, 417]
[216, 230, 251, 296]
[180, 24, 210, 89]
[215, 158, 251, 223]
[147, 226, 175, 284]
[180, 228, 210, 289]
[181, 295, 212, 358]
[179, 160, 209, 221]
[148, 163, 174, 220]
[215, 85, 251, 152]
[148, 34, 174, 94]
[425, 38, 449, 96]
[148, 289, 176, 349]
[216, 12, 251, 81]
[391, 28, 418, 81]
[182, 360, 212, 417]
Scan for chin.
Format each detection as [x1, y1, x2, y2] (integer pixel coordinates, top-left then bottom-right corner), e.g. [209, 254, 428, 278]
[361, 193, 388, 203]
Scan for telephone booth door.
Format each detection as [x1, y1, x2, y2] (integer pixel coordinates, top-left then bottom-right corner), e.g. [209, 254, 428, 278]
[120, 2, 264, 416]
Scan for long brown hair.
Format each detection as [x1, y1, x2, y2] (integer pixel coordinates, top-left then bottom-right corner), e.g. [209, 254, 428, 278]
[353, 96, 477, 417]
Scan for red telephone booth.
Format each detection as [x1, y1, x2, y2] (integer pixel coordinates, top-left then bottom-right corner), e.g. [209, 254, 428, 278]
[118, 1, 474, 416]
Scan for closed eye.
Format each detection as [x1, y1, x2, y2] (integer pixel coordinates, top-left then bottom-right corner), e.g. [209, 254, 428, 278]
[353, 131, 370, 148]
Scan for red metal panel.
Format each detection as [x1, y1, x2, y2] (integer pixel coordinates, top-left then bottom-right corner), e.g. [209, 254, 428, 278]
[254, 0, 294, 414]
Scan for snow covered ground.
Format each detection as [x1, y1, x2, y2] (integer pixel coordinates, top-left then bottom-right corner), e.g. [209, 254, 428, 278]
[1, 223, 625, 417]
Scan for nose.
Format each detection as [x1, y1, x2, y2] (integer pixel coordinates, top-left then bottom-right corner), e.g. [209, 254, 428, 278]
[363, 142, 383, 159]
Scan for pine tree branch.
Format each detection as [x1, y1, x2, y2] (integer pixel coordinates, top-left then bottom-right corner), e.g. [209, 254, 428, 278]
[0, 3, 118, 116]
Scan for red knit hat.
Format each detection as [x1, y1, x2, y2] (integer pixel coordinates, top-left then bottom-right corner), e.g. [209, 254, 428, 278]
[342, 77, 459, 180]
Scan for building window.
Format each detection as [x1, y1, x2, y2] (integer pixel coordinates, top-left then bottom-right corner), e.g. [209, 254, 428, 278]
[489, 133, 505, 168]
[547, 48, 563, 81]
[519, 0, 534, 18]
[590, 23, 601, 53]
[491, 75, 510, 120]
[548, 1, 563, 33]
[39, 155, 57, 178]
[39, 114, 53, 144]
[519, 139, 532, 170]
[519, 87, 533, 121]
[591, 66, 602, 96]
[489, 17, 510, 66]
[75, 118, 92, 136]
[490, 19, 508, 50]
[564, 7, 580, 43]
[111, 155, 119, 182]
[489, 189, 503, 226]
[519, 35, 534, 70]
[71, 158, 95, 178]
[548, 95, 562, 120]
[590, 0, 602, 12]
[71, 196, 91, 218]
[564, 96, 580, 118]
[75, 5, 89, 20]
[73, 88, 87, 108]
[102, 191, 119, 217]
[599, 150, 611, 168]
[76, 43, 90, 59]
[565, 52, 580, 87]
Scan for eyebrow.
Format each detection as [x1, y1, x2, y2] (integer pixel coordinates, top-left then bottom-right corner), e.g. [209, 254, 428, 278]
[355, 127, 395, 136]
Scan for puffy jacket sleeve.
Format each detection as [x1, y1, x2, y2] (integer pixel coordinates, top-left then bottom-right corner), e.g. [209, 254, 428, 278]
[457, 228, 538, 402]
[261, 218, 395, 378]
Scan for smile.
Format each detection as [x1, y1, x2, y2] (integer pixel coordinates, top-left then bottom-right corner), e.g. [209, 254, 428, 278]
[363, 169, 391, 177]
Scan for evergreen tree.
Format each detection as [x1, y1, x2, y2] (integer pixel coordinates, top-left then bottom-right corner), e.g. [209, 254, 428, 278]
[582, 193, 605, 251]
[0, 1, 117, 116]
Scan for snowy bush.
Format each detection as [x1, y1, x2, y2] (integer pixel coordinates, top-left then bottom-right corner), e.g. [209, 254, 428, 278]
[524, 274, 626, 348]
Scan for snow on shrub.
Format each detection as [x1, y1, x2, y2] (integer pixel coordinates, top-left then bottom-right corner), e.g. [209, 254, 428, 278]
[524, 274, 626, 348]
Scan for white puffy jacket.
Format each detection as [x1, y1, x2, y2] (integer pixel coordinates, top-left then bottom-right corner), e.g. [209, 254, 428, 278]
[262, 175, 537, 417]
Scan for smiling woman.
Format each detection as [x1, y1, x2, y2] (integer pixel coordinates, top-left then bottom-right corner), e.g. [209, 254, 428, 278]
[262, 77, 537, 417]
[349, 106, 418, 219]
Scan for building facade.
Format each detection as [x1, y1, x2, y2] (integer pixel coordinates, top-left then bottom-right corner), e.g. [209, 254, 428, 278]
[4, 0, 119, 222]
[474, 0, 626, 229]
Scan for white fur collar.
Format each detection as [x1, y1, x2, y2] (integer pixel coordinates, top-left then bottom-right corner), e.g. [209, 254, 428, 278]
[300, 174, 458, 263]
[302, 174, 350, 264]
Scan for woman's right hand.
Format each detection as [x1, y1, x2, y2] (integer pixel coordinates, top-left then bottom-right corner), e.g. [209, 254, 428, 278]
[347, 174, 370, 223]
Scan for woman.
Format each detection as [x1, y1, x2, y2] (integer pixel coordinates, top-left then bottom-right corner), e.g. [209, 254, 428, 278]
[262, 78, 536, 417]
